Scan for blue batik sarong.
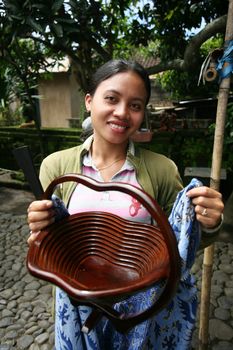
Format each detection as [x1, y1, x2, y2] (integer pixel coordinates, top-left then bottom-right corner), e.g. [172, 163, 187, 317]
[55, 178, 202, 350]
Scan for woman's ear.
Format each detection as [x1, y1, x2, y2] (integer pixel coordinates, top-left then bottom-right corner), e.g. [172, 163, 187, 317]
[85, 94, 92, 112]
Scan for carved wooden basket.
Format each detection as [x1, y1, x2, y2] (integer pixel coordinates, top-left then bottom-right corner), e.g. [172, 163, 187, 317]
[27, 174, 181, 333]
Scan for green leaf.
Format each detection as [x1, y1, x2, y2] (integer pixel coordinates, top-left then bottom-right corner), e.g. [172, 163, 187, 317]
[26, 17, 43, 33]
[31, 4, 47, 9]
[165, 9, 175, 21]
[51, 23, 63, 37]
[52, 0, 64, 13]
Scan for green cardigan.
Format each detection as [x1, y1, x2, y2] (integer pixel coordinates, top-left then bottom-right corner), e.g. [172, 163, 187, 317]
[39, 137, 183, 217]
[39, 136, 220, 248]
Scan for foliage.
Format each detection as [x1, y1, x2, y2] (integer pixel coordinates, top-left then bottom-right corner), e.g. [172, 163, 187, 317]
[156, 70, 199, 100]
[0, 62, 8, 101]
[0, 0, 230, 131]
[179, 101, 233, 173]
[1, 0, 139, 91]
[222, 102, 233, 172]
[156, 64, 219, 100]
[156, 35, 225, 100]
[179, 136, 213, 168]
[142, 0, 227, 61]
[0, 0, 229, 93]
[203, 102, 233, 173]
[225, 103, 233, 142]
[200, 34, 224, 55]
[0, 61, 24, 125]
[0, 98, 23, 126]
[0, 35, 61, 125]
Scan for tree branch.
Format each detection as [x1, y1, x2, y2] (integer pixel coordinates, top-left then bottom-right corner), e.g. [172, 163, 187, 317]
[183, 14, 227, 69]
[146, 58, 184, 74]
[147, 15, 227, 75]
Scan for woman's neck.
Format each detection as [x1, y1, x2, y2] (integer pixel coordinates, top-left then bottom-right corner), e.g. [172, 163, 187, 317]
[91, 137, 128, 163]
[91, 137, 127, 181]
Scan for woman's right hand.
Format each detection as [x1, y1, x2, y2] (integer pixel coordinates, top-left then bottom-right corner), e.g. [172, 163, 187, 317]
[27, 200, 55, 244]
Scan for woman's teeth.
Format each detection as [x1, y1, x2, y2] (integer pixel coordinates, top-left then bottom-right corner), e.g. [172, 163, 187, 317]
[109, 123, 127, 130]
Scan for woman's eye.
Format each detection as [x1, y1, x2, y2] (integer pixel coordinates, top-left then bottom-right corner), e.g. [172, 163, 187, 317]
[105, 96, 116, 103]
[131, 103, 142, 111]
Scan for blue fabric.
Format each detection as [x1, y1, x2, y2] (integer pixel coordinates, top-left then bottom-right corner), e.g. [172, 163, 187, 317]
[51, 194, 70, 222]
[55, 178, 202, 350]
[216, 40, 233, 80]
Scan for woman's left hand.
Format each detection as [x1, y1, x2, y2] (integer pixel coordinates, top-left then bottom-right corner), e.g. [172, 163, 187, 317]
[186, 186, 224, 230]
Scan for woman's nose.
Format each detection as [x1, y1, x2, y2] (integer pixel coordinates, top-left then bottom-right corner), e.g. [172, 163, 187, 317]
[113, 103, 129, 119]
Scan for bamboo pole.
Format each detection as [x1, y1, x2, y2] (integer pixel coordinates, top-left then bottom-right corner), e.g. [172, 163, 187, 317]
[198, 1, 233, 348]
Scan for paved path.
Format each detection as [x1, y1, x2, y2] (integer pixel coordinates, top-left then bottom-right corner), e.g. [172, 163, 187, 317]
[0, 187, 232, 349]
[0, 188, 54, 350]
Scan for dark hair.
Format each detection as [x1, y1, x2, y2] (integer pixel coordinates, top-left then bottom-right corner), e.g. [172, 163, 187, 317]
[88, 59, 151, 105]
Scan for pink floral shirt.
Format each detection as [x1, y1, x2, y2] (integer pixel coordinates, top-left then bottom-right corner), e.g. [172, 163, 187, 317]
[68, 147, 151, 224]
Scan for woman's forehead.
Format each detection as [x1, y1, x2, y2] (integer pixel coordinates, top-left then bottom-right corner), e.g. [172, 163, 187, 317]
[96, 71, 147, 97]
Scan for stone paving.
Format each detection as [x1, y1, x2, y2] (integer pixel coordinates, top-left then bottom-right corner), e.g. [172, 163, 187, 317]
[191, 244, 233, 350]
[0, 187, 233, 350]
[0, 212, 54, 350]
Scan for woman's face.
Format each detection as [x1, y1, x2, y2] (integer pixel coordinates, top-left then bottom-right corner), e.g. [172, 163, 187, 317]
[85, 71, 147, 145]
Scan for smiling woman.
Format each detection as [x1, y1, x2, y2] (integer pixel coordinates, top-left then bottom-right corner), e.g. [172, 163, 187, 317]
[85, 70, 147, 178]
[27, 59, 224, 350]
[82, 60, 150, 182]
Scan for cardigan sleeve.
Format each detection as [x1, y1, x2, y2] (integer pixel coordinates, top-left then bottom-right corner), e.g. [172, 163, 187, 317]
[39, 151, 65, 198]
[39, 145, 84, 205]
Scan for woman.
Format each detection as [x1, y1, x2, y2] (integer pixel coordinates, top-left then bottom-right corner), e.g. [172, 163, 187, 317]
[27, 59, 224, 349]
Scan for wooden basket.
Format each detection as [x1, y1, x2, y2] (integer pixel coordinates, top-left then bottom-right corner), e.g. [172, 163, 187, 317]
[27, 174, 181, 332]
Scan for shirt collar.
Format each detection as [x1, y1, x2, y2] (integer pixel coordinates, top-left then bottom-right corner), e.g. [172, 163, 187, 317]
[82, 134, 135, 156]
[82, 135, 135, 170]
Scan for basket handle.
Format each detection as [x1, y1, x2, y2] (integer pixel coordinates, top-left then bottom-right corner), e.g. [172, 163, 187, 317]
[43, 173, 181, 333]
[44, 173, 173, 243]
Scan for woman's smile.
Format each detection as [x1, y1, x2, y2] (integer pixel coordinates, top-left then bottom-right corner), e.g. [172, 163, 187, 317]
[107, 121, 129, 133]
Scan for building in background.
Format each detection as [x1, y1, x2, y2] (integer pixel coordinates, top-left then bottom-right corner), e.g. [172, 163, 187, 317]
[38, 57, 83, 128]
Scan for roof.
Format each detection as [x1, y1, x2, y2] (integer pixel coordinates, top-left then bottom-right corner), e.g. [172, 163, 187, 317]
[174, 95, 233, 106]
[132, 54, 159, 69]
[39, 54, 159, 74]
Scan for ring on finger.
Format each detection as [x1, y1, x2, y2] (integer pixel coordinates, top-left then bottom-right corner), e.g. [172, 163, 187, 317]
[202, 208, 208, 216]
[27, 230, 41, 245]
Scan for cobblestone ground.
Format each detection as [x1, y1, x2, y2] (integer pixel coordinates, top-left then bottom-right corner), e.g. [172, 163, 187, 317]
[0, 188, 232, 349]
[191, 244, 233, 350]
[0, 213, 55, 350]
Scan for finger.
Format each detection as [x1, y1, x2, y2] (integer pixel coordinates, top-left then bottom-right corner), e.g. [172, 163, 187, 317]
[195, 205, 219, 219]
[186, 186, 222, 199]
[195, 205, 223, 228]
[196, 215, 214, 229]
[27, 200, 53, 213]
[27, 207, 55, 223]
[28, 216, 55, 232]
[191, 196, 223, 210]
[27, 231, 41, 245]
